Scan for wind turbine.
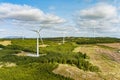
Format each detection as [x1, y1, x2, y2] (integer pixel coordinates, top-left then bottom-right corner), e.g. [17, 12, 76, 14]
[62, 31, 67, 44]
[30, 28, 43, 57]
[19, 33, 25, 40]
[93, 25, 95, 38]
[20, 29, 25, 40]
[21, 33, 25, 40]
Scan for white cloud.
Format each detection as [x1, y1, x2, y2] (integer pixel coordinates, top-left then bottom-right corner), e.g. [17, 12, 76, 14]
[52, 25, 79, 32]
[75, 3, 120, 36]
[0, 3, 65, 28]
[0, 29, 6, 32]
[79, 3, 117, 19]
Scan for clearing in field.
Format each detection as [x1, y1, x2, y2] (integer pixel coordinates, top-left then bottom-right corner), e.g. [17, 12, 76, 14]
[0, 62, 16, 68]
[39, 44, 49, 47]
[15, 51, 46, 57]
[0, 41, 11, 46]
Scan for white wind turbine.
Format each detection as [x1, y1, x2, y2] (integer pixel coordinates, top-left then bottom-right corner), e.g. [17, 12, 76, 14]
[52, 27, 67, 44]
[20, 28, 25, 40]
[58, 27, 77, 44]
[52, 30, 67, 44]
[21, 33, 25, 40]
[62, 31, 67, 44]
[30, 28, 43, 57]
[93, 25, 95, 38]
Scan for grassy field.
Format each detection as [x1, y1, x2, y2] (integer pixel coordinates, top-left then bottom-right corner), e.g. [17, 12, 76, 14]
[73, 44, 120, 80]
[0, 37, 120, 80]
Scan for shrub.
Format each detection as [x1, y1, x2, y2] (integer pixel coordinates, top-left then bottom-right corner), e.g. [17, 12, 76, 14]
[0, 44, 5, 48]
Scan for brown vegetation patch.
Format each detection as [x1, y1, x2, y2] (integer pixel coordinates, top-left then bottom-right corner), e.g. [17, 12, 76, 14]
[58, 43, 62, 45]
[53, 64, 102, 80]
[95, 47, 120, 63]
[98, 43, 120, 49]
[39, 44, 49, 47]
[73, 45, 120, 80]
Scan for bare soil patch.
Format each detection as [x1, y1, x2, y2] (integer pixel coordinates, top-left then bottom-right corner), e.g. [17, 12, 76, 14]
[15, 51, 46, 57]
[58, 43, 62, 45]
[15, 51, 38, 57]
[0, 62, 16, 68]
[0, 40, 11, 46]
[15, 51, 28, 56]
[39, 44, 49, 47]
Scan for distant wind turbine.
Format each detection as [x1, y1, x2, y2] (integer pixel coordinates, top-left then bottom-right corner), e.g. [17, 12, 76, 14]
[62, 32, 66, 44]
[19, 33, 25, 40]
[22, 33, 25, 40]
[93, 25, 95, 38]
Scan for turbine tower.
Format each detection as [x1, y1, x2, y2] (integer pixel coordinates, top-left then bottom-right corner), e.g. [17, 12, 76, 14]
[62, 32, 66, 44]
[30, 28, 43, 57]
[93, 25, 95, 38]
[62, 33, 65, 44]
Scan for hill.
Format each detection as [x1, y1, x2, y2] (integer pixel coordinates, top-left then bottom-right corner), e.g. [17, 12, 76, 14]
[0, 37, 120, 80]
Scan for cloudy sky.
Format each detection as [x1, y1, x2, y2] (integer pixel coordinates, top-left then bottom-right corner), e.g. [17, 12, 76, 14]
[0, 0, 120, 38]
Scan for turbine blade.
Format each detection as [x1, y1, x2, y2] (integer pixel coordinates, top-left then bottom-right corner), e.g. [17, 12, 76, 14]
[29, 29, 38, 33]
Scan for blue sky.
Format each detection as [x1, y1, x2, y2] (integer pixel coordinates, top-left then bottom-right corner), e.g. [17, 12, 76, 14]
[0, 0, 120, 38]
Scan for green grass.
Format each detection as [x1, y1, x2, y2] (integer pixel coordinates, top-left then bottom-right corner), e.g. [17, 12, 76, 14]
[0, 63, 72, 80]
[0, 37, 119, 80]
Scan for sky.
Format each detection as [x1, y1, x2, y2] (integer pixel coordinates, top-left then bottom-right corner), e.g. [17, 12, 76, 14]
[0, 0, 120, 38]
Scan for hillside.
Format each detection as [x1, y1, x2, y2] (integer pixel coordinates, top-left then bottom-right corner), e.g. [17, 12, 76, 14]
[73, 43, 120, 80]
[0, 37, 120, 80]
